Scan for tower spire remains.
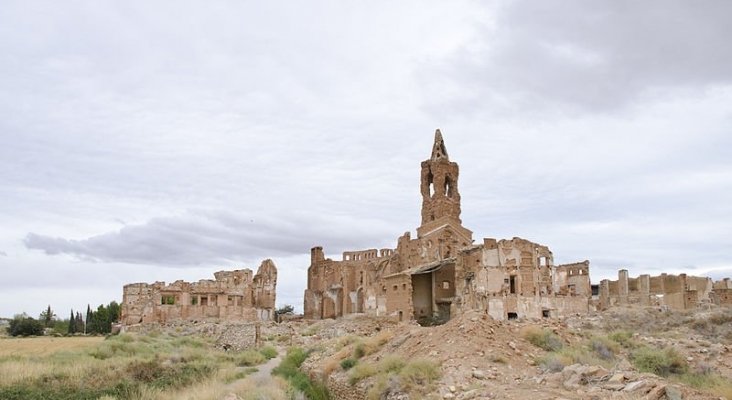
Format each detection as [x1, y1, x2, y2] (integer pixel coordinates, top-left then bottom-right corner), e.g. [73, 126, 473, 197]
[419, 129, 463, 233]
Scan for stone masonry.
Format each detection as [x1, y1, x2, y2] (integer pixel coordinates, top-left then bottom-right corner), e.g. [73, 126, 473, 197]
[599, 270, 732, 310]
[121, 259, 277, 325]
[304, 130, 591, 322]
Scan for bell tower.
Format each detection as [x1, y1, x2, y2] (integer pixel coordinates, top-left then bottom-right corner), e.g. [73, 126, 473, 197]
[417, 130, 472, 241]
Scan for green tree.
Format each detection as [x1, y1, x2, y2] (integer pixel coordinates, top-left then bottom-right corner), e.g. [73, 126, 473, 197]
[107, 301, 121, 326]
[276, 304, 295, 315]
[94, 304, 109, 334]
[8, 315, 44, 336]
[39, 305, 56, 328]
[85, 305, 93, 334]
[68, 309, 76, 334]
[75, 311, 84, 334]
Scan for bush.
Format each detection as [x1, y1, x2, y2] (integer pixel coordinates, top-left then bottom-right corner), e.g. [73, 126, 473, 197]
[353, 343, 365, 359]
[237, 350, 267, 366]
[607, 330, 635, 348]
[340, 358, 357, 370]
[398, 358, 440, 387]
[589, 337, 618, 360]
[7, 316, 44, 337]
[259, 346, 278, 360]
[349, 362, 378, 384]
[631, 346, 687, 377]
[539, 353, 571, 372]
[522, 326, 563, 351]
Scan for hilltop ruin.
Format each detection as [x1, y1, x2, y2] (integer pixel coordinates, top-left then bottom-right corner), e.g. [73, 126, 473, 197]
[304, 130, 592, 322]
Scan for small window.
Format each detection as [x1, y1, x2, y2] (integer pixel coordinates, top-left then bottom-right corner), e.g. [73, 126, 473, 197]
[442, 281, 450, 289]
[191, 297, 198, 305]
[393, 285, 398, 291]
[402, 283, 407, 290]
[161, 295, 175, 305]
[507, 312, 518, 320]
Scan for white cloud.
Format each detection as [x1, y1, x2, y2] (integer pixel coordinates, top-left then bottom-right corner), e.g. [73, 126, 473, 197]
[0, 1, 731, 318]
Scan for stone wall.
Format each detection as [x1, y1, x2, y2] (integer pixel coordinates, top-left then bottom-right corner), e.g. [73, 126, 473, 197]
[121, 259, 277, 325]
[598, 270, 729, 310]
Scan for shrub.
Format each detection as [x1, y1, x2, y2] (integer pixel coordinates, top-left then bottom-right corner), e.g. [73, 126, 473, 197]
[340, 358, 357, 370]
[398, 359, 440, 387]
[522, 326, 563, 351]
[237, 350, 267, 366]
[353, 343, 366, 359]
[260, 346, 278, 360]
[631, 346, 687, 377]
[539, 353, 571, 372]
[589, 337, 618, 360]
[607, 330, 635, 348]
[7, 316, 44, 337]
[349, 362, 378, 384]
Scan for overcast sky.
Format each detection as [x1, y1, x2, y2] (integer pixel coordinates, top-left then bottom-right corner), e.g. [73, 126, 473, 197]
[1, 1, 731, 318]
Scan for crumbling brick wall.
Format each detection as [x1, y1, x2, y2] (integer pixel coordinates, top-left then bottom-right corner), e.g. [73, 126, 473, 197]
[121, 259, 277, 325]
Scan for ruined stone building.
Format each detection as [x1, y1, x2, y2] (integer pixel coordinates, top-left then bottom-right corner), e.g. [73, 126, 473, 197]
[304, 130, 591, 322]
[121, 259, 277, 325]
[598, 270, 732, 310]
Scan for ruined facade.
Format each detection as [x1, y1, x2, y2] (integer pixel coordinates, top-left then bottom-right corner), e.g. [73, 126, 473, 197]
[304, 130, 591, 322]
[121, 259, 277, 325]
[599, 270, 732, 310]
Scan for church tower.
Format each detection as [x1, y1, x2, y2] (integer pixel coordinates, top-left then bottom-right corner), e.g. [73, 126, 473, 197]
[417, 130, 472, 242]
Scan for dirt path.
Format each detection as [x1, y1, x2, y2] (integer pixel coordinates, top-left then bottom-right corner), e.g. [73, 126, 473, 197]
[248, 348, 283, 383]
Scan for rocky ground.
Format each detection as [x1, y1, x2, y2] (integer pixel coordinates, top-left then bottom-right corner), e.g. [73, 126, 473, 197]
[296, 306, 732, 400]
[128, 306, 732, 399]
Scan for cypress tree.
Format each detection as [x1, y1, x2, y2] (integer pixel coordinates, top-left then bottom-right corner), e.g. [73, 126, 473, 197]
[75, 311, 84, 333]
[68, 309, 75, 334]
[85, 305, 93, 334]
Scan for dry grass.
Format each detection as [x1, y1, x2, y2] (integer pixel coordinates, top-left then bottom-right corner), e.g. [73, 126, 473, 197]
[132, 372, 291, 400]
[0, 336, 104, 357]
[321, 330, 395, 378]
[0, 333, 281, 399]
[521, 326, 563, 351]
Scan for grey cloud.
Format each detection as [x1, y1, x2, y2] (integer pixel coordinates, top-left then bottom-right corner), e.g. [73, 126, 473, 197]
[427, 0, 732, 114]
[0, 251, 6, 256]
[24, 210, 395, 266]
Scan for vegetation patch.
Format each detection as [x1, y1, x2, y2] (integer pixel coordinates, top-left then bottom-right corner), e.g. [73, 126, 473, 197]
[630, 346, 687, 377]
[0, 332, 276, 400]
[272, 347, 330, 400]
[259, 346, 278, 360]
[348, 355, 440, 400]
[340, 358, 357, 370]
[522, 326, 563, 351]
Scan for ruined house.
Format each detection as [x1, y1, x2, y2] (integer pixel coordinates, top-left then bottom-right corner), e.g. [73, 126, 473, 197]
[121, 259, 277, 325]
[304, 130, 591, 322]
[599, 270, 732, 310]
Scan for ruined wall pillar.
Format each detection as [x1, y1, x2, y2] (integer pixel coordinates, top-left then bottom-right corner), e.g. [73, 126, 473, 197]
[639, 274, 650, 306]
[599, 279, 610, 310]
[618, 269, 629, 305]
